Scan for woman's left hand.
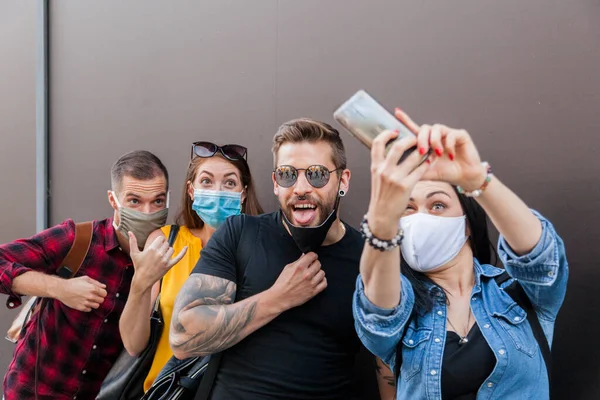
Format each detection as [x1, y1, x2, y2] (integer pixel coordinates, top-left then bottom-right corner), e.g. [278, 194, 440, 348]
[395, 108, 488, 191]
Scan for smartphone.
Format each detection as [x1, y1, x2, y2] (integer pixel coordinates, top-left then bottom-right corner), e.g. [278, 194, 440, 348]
[333, 90, 430, 165]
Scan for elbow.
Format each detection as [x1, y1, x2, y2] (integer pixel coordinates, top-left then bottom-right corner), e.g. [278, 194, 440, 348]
[122, 341, 145, 357]
[173, 348, 211, 359]
[170, 334, 210, 359]
[120, 331, 149, 357]
[170, 343, 196, 360]
[171, 347, 189, 360]
[126, 349, 141, 358]
[169, 332, 187, 359]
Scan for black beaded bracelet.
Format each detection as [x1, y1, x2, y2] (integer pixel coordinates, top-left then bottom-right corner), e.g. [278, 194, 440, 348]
[360, 215, 403, 252]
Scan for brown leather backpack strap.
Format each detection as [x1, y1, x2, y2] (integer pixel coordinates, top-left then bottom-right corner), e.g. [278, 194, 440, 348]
[59, 221, 94, 277]
[7, 222, 95, 343]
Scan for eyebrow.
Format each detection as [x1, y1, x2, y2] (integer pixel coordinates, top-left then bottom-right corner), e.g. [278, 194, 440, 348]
[125, 192, 167, 199]
[199, 171, 240, 179]
[409, 190, 451, 202]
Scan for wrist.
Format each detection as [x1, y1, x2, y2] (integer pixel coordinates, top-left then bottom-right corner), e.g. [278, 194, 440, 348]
[457, 162, 493, 197]
[131, 275, 153, 296]
[260, 289, 287, 315]
[366, 210, 400, 240]
[361, 214, 403, 252]
[48, 276, 66, 301]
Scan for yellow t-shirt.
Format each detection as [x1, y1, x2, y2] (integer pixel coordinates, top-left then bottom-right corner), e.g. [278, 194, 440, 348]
[143, 225, 202, 392]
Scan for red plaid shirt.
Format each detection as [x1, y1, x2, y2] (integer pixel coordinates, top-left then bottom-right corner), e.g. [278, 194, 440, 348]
[0, 218, 134, 400]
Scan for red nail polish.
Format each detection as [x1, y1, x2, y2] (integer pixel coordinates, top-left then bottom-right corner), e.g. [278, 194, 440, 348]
[435, 148, 443, 156]
[448, 153, 455, 161]
[419, 147, 427, 155]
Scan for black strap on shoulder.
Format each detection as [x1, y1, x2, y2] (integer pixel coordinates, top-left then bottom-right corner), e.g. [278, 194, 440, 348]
[194, 216, 260, 400]
[158, 225, 180, 294]
[494, 272, 552, 383]
[494, 270, 512, 285]
[168, 224, 180, 246]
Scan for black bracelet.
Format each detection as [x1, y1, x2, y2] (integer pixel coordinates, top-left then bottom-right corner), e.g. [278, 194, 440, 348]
[360, 215, 403, 252]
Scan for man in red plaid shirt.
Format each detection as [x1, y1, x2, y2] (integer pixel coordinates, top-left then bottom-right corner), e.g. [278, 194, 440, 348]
[0, 150, 175, 400]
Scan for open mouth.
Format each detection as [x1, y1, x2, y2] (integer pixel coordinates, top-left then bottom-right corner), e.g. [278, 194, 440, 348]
[291, 203, 318, 226]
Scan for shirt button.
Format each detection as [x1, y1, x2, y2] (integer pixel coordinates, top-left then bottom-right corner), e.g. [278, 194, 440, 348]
[8, 302, 14, 308]
[514, 316, 521, 322]
[82, 370, 87, 375]
[437, 311, 443, 316]
[93, 345, 97, 350]
[548, 271, 554, 277]
[430, 370, 437, 376]
[434, 338, 441, 343]
[484, 324, 490, 329]
[116, 293, 120, 298]
[104, 319, 108, 323]
[498, 349, 506, 355]
[118, 247, 123, 251]
[487, 382, 494, 388]
[408, 339, 414, 345]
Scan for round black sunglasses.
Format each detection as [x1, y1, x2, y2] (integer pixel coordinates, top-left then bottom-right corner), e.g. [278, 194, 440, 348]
[274, 165, 342, 189]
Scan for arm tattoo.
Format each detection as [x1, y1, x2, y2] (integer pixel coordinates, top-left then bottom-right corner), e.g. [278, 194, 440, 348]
[376, 359, 396, 387]
[171, 274, 258, 357]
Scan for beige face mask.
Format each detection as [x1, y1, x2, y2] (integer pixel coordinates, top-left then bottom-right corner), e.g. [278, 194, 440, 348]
[111, 191, 169, 250]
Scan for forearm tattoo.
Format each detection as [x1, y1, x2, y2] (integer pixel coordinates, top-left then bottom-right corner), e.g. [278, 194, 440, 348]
[171, 274, 257, 357]
[375, 359, 396, 387]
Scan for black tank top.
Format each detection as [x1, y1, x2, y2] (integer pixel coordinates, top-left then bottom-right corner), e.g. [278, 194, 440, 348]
[441, 323, 496, 400]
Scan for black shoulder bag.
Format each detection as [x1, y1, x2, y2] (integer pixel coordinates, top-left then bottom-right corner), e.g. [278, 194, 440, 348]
[394, 272, 552, 383]
[141, 216, 260, 400]
[97, 225, 180, 400]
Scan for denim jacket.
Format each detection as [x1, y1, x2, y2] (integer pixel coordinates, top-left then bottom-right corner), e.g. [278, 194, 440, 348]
[353, 211, 568, 400]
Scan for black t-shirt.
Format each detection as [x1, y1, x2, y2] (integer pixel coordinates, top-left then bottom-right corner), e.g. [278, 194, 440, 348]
[192, 211, 368, 400]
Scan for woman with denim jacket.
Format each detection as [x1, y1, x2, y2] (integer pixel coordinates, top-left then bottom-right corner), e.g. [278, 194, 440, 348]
[353, 108, 568, 400]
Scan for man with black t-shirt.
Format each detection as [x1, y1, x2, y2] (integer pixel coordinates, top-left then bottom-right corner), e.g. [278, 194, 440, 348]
[170, 119, 384, 399]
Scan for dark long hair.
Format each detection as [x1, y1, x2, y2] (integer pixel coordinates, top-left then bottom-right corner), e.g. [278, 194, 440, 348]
[401, 187, 498, 313]
[175, 153, 264, 229]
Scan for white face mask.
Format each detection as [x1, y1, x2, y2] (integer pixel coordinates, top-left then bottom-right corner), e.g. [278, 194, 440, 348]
[400, 213, 468, 273]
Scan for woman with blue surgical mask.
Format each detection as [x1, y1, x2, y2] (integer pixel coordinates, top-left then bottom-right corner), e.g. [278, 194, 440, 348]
[353, 109, 567, 400]
[119, 142, 264, 393]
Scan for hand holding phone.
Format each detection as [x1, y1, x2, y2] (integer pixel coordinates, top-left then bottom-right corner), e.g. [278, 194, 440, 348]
[333, 90, 430, 165]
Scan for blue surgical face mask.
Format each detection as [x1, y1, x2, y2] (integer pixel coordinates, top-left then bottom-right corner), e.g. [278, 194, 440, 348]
[192, 189, 242, 229]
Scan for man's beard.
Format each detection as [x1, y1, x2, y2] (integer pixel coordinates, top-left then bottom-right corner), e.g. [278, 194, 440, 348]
[280, 193, 336, 227]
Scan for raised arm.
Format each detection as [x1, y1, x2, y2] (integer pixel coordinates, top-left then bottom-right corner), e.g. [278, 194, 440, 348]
[119, 230, 187, 356]
[395, 108, 542, 255]
[394, 109, 567, 319]
[170, 252, 327, 359]
[361, 130, 431, 309]
[352, 131, 429, 365]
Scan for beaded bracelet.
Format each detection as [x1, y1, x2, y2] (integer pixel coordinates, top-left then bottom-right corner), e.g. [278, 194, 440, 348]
[456, 162, 493, 198]
[360, 215, 403, 252]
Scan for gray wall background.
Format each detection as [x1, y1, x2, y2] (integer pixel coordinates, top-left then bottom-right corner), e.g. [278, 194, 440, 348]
[0, 0, 36, 384]
[1, 1, 599, 398]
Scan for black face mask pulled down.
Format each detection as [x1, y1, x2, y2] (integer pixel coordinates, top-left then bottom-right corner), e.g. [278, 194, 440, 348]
[281, 207, 338, 254]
